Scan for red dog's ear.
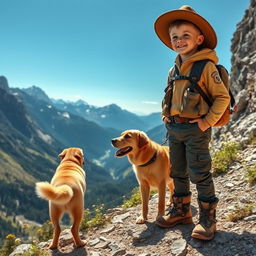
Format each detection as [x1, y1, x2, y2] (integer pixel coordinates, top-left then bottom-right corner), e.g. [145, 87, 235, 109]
[58, 149, 67, 159]
[138, 132, 149, 148]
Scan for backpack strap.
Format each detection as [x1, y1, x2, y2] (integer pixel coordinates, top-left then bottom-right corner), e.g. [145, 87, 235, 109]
[174, 60, 213, 107]
[174, 65, 180, 76]
[189, 59, 209, 82]
[188, 60, 213, 107]
[164, 65, 177, 93]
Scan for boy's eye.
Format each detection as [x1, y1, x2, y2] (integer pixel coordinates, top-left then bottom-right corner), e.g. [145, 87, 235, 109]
[171, 33, 191, 42]
[183, 33, 190, 39]
[171, 36, 178, 42]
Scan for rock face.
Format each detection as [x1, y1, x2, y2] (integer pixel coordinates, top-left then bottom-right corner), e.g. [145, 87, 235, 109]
[0, 76, 9, 91]
[22, 85, 52, 104]
[212, 0, 256, 143]
[230, 0, 256, 116]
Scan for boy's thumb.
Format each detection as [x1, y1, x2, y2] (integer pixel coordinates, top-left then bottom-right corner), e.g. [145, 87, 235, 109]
[189, 118, 199, 123]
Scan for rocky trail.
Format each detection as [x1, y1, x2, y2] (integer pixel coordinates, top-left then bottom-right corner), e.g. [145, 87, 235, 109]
[11, 141, 256, 256]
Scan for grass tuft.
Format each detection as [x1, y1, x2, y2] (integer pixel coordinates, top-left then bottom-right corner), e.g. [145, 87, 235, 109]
[227, 204, 255, 222]
[36, 221, 54, 242]
[0, 233, 20, 256]
[212, 141, 240, 176]
[122, 187, 141, 209]
[245, 164, 256, 184]
[122, 187, 158, 209]
[80, 204, 109, 231]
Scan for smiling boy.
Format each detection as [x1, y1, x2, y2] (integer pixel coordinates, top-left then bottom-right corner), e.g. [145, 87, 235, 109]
[169, 21, 204, 61]
[154, 6, 230, 240]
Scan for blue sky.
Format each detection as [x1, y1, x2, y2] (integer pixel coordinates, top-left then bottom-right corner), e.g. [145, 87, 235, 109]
[0, 0, 249, 114]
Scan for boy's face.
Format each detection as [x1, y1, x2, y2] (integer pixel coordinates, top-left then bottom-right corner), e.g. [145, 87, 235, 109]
[169, 23, 204, 60]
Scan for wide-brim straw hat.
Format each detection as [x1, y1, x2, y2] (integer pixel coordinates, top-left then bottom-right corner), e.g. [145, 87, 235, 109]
[154, 5, 217, 50]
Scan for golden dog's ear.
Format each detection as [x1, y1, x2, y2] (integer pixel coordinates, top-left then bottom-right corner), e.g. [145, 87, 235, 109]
[138, 132, 149, 148]
[75, 149, 84, 166]
[58, 149, 67, 159]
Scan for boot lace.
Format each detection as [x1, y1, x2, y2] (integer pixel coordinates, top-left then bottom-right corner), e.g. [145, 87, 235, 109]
[167, 202, 189, 217]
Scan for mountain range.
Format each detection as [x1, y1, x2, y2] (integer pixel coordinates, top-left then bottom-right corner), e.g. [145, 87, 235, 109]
[19, 85, 165, 176]
[23, 85, 162, 131]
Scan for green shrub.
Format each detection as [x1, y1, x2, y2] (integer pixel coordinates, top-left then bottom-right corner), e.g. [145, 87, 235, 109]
[245, 165, 256, 184]
[22, 242, 50, 256]
[247, 133, 256, 145]
[36, 221, 54, 242]
[122, 187, 141, 209]
[212, 141, 240, 176]
[80, 204, 109, 231]
[0, 234, 20, 256]
[121, 187, 158, 209]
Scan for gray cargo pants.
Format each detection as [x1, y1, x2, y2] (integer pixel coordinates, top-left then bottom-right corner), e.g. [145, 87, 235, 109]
[166, 122, 217, 202]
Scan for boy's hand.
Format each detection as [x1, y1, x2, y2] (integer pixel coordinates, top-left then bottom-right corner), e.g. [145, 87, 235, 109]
[163, 117, 171, 123]
[190, 118, 210, 131]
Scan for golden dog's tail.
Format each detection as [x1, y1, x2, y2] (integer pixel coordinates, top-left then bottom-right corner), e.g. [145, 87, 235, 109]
[35, 182, 73, 205]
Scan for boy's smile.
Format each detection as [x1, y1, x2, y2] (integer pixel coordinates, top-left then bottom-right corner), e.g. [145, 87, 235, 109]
[169, 23, 204, 61]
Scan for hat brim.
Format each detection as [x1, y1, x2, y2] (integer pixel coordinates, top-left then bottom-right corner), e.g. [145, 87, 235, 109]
[154, 9, 217, 50]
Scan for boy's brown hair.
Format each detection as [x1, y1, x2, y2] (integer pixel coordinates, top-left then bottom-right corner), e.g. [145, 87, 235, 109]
[168, 19, 202, 34]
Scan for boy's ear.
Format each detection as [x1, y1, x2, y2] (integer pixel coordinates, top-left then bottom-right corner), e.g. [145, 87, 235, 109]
[197, 34, 204, 46]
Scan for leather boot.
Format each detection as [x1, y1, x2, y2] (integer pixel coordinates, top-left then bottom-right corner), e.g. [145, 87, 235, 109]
[156, 193, 193, 228]
[191, 199, 218, 240]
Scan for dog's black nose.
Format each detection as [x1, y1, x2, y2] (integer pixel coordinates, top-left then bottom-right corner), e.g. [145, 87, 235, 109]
[111, 139, 117, 146]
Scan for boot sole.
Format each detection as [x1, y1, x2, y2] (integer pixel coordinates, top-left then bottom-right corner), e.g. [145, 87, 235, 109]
[156, 217, 193, 228]
[191, 232, 214, 240]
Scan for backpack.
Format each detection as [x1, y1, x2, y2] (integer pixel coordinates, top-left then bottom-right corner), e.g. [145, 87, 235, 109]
[162, 59, 236, 127]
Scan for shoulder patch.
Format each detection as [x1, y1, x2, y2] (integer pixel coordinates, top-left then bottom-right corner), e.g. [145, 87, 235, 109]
[211, 71, 222, 84]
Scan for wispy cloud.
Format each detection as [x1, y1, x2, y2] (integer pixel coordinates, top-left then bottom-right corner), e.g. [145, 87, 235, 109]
[142, 101, 159, 105]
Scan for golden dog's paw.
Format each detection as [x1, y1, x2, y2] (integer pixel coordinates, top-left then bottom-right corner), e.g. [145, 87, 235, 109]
[76, 240, 87, 247]
[136, 216, 147, 224]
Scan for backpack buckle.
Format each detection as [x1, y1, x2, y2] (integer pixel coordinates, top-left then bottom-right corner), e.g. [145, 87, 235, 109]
[190, 76, 199, 82]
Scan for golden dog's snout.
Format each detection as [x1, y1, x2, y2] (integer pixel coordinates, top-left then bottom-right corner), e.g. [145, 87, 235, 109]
[111, 139, 118, 146]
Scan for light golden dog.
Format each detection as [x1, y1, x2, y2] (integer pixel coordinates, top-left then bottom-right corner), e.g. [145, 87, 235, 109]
[35, 147, 86, 249]
[112, 130, 174, 224]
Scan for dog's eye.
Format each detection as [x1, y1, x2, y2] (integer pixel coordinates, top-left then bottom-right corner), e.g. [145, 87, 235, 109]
[124, 134, 131, 139]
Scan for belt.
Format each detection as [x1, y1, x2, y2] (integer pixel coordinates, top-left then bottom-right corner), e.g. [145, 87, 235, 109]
[170, 115, 194, 123]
